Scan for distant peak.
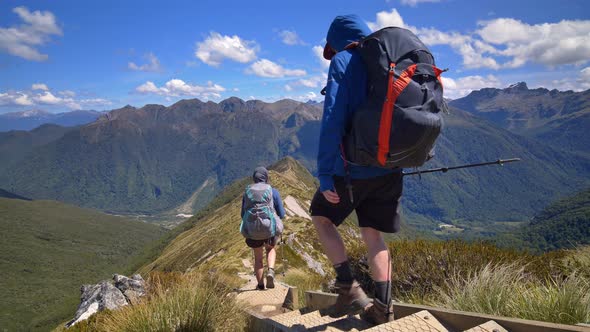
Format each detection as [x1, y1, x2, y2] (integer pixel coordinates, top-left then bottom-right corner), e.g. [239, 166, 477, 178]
[220, 96, 245, 104]
[507, 82, 528, 91]
[21, 109, 50, 117]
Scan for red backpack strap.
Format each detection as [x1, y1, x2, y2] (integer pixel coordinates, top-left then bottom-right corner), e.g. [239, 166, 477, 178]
[377, 63, 418, 166]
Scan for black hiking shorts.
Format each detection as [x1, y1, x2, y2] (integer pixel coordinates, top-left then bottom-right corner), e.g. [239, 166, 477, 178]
[245, 236, 279, 248]
[310, 172, 403, 233]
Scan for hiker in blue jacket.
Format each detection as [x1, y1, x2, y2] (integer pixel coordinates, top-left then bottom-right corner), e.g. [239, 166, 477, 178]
[310, 15, 403, 324]
[241, 167, 286, 290]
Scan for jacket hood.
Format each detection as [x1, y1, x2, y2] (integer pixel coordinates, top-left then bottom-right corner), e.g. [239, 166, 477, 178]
[326, 15, 371, 53]
[252, 167, 269, 183]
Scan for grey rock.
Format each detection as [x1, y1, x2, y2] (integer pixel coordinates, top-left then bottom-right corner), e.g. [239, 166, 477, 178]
[113, 274, 146, 305]
[66, 281, 127, 327]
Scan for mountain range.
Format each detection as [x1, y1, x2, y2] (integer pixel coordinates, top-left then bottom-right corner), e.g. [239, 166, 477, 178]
[0, 83, 588, 232]
[449, 82, 590, 155]
[0, 109, 102, 132]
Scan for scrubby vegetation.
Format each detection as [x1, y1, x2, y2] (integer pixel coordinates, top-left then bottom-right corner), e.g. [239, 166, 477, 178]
[347, 239, 590, 325]
[55, 271, 247, 332]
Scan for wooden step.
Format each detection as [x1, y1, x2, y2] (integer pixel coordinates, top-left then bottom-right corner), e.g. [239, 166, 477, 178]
[364, 310, 449, 332]
[270, 309, 372, 331]
[464, 320, 508, 332]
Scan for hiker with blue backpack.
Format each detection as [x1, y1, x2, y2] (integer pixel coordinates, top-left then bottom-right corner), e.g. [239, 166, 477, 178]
[240, 167, 286, 290]
[310, 15, 445, 325]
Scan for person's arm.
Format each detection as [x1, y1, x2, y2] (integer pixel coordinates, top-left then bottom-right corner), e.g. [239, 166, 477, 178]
[240, 195, 246, 218]
[318, 55, 350, 196]
[272, 188, 286, 219]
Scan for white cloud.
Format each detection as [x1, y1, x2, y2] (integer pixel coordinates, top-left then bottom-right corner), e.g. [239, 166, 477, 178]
[135, 79, 226, 99]
[0, 7, 62, 61]
[128, 53, 161, 72]
[31, 83, 49, 91]
[59, 90, 76, 97]
[246, 59, 307, 78]
[367, 8, 406, 31]
[477, 18, 590, 67]
[279, 30, 305, 46]
[289, 91, 322, 102]
[0, 87, 110, 110]
[79, 98, 112, 107]
[400, 0, 441, 6]
[0, 92, 34, 106]
[313, 45, 331, 69]
[195, 32, 258, 67]
[35, 91, 61, 104]
[441, 75, 503, 99]
[293, 74, 327, 89]
[545, 67, 590, 91]
[285, 84, 293, 92]
[368, 9, 590, 70]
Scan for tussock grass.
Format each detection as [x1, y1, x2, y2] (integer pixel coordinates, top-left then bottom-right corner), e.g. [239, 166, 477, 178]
[435, 263, 590, 325]
[61, 271, 247, 332]
[436, 263, 526, 316]
[346, 239, 590, 325]
[515, 273, 590, 325]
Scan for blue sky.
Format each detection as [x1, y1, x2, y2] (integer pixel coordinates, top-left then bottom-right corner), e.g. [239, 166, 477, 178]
[0, 0, 589, 113]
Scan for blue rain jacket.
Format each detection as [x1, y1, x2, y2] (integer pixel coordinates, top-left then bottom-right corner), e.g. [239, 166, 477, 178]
[318, 15, 396, 192]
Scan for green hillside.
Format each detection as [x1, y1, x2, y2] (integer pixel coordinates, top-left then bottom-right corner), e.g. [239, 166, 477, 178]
[1, 97, 588, 234]
[0, 198, 167, 331]
[402, 107, 590, 232]
[499, 188, 590, 253]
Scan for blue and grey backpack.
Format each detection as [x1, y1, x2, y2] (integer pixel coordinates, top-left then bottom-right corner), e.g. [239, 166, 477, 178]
[240, 183, 283, 240]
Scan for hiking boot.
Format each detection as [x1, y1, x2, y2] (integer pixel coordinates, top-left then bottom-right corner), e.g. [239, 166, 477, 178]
[256, 283, 265, 290]
[328, 280, 371, 318]
[360, 298, 394, 325]
[266, 269, 275, 289]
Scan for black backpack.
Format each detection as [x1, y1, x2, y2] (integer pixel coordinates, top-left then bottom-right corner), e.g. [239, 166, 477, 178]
[343, 27, 447, 169]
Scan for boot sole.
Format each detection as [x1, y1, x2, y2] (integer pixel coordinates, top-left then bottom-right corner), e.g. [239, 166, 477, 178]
[327, 298, 370, 318]
[266, 275, 275, 289]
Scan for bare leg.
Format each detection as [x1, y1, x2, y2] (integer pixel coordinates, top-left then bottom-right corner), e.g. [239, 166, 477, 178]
[312, 216, 348, 264]
[360, 227, 390, 281]
[265, 244, 276, 269]
[253, 246, 264, 286]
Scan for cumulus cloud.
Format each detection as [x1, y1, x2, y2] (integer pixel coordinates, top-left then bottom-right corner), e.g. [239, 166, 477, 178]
[441, 75, 503, 99]
[246, 59, 307, 78]
[400, 0, 441, 6]
[367, 8, 406, 31]
[289, 91, 322, 102]
[545, 67, 590, 91]
[477, 18, 590, 67]
[135, 79, 226, 99]
[278, 30, 306, 45]
[128, 53, 162, 72]
[195, 32, 258, 66]
[284, 84, 293, 92]
[0, 92, 34, 106]
[289, 74, 327, 89]
[31, 83, 49, 91]
[313, 45, 331, 69]
[0, 7, 62, 61]
[367, 9, 590, 70]
[0, 86, 111, 110]
[59, 90, 76, 97]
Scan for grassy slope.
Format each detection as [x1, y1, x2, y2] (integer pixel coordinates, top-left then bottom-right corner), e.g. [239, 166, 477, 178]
[497, 188, 590, 253]
[0, 198, 167, 331]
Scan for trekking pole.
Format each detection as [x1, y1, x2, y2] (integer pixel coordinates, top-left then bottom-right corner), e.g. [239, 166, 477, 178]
[402, 158, 521, 177]
[280, 234, 287, 277]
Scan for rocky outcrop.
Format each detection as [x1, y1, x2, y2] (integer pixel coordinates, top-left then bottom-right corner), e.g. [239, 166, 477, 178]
[66, 274, 146, 328]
